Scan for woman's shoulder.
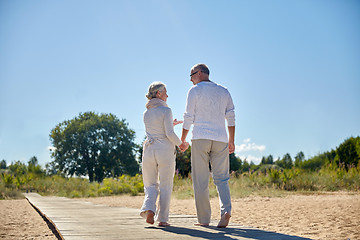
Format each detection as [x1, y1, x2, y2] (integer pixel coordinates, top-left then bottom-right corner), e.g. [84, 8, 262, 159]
[146, 105, 172, 113]
[159, 105, 172, 112]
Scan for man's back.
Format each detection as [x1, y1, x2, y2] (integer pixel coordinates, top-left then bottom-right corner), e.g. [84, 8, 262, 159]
[183, 81, 235, 143]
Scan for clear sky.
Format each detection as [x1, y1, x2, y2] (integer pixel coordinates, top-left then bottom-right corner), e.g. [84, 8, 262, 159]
[1, 0, 359, 167]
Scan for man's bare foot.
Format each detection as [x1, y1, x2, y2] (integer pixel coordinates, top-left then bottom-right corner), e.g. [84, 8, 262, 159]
[146, 210, 155, 224]
[194, 223, 209, 227]
[217, 212, 231, 228]
[158, 222, 170, 227]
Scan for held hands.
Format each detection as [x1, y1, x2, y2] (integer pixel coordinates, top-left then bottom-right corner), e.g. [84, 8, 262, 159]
[173, 118, 188, 152]
[179, 141, 189, 152]
[173, 118, 184, 126]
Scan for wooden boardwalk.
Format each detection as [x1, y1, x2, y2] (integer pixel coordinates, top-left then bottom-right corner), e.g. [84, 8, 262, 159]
[24, 193, 311, 240]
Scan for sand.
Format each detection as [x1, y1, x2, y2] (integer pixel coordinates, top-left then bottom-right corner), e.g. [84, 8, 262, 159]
[0, 199, 57, 240]
[1, 192, 359, 240]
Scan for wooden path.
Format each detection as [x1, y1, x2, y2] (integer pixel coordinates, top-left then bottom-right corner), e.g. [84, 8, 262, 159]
[24, 193, 311, 240]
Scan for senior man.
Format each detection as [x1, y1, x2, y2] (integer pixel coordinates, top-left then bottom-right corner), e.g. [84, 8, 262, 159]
[181, 63, 235, 228]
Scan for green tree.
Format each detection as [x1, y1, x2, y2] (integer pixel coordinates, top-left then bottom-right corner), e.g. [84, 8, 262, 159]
[294, 151, 305, 168]
[27, 156, 44, 175]
[335, 136, 360, 169]
[301, 153, 327, 171]
[137, 136, 147, 164]
[324, 149, 337, 166]
[175, 146, 192, 177]
[45, 161, 59, 176]
[261, 155, 274, 165]
[267, 155, 274, 164]
[49, 112, 139, 182]
[276, 153, 293, 169]
[241, 159, 251, 172]
[9, 161, 27, 176]
[229, 153, 242, 172]
[249, 161, 258, 172]
[28, 156, 38, 166]
[0, 159, 6, 169]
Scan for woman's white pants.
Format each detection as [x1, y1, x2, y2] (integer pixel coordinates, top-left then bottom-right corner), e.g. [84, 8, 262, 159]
[141, 145, 176, 223]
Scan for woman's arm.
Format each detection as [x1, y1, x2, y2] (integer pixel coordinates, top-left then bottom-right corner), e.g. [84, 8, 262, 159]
[163, 108, 182, 146]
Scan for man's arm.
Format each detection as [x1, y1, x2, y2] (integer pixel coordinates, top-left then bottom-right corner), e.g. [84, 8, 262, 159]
[225, 90, 235, 154]
[228, 126, 235, 154]
[178, 128, 190, 152]
[181, 128, 189, 143]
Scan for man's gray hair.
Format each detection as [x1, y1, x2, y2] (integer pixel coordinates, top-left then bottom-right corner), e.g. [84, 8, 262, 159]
[146, 81, 166, 99]
[192, 63, 210, 75]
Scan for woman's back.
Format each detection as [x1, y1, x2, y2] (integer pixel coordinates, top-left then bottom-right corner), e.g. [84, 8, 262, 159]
[144, 105, 181, 148]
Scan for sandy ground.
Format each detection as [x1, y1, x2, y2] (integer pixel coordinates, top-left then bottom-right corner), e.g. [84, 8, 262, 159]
[0, 192, 359, 240]
[0, 199, 57, 240]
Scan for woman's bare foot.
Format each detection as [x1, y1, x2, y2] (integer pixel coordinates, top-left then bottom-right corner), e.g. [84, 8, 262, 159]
[158, 222, 170, 227]
[146, 210, 155, 224]
[194, 223, 209, 227]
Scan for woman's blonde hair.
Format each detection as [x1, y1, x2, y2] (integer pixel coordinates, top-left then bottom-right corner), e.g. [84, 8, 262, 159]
[146, 81, 166, 100]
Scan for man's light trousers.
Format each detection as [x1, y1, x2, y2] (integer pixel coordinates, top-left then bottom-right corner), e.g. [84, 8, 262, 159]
[191, 139, 232, 224]
[141, 144, 176, 223]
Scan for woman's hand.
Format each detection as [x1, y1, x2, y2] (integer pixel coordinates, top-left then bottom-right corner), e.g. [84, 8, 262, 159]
[173, 118, 184, 126]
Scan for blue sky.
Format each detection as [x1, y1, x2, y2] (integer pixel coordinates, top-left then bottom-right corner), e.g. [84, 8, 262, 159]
[1, 0, 359, 167]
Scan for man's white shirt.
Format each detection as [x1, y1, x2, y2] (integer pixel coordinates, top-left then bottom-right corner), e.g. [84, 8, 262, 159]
[183, 81, 235, 143]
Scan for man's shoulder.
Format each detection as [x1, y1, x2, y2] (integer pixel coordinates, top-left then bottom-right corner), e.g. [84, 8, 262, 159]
[214, 83, 232, 96]
[211, 81, 228, 90]
[204, 81, 230, 94]
[188, 84, 199, 94]
[189, 81, 230, 94]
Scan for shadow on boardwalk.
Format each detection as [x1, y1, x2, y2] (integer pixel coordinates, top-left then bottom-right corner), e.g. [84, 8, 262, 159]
[157, 225, 312, 240]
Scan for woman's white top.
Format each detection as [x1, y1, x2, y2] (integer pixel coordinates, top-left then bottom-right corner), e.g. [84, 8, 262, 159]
[143, 99, 182, 149]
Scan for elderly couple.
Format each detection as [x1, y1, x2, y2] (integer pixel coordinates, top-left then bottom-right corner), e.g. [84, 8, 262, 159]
[140, 63, 235, 228]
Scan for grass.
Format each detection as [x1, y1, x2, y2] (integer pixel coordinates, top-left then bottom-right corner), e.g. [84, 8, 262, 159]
[172, 175, 218, 199]
[1, 165, 359, 200]
[0, 173, 144, 200]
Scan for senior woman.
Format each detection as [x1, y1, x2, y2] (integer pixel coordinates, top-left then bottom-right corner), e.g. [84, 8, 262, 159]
[140, 81, 188, 227]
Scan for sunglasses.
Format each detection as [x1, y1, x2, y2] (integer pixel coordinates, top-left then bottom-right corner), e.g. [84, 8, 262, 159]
[190, 71, 203, 77]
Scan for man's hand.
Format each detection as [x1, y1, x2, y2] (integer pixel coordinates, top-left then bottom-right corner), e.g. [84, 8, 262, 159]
[179, 141, 189, 152]
[228, 142, 235, 154]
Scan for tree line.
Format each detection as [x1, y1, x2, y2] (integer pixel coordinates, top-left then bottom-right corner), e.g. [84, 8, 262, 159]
[227, 136, 360, 174]
[1, 112, 359, 182]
